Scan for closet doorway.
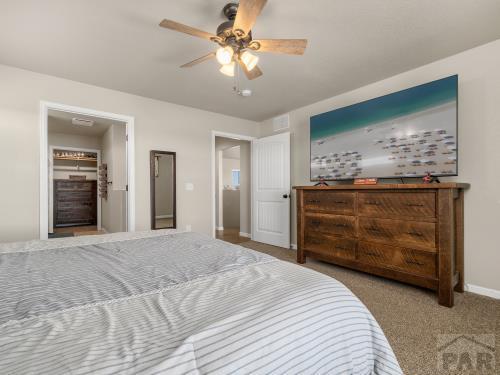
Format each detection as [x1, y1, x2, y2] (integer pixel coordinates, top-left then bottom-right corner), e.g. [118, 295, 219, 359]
[40, 102, 135, 240]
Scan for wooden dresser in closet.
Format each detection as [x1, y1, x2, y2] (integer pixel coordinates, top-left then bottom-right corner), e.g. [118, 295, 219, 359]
[293, 183, 469, 307]
[54, 180, 97, 227]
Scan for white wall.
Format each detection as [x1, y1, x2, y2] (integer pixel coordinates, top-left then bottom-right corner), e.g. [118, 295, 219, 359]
[48, 131, 102, 151]
[223, 190, 240, 229]
[52, 160, 97, 181]
[0, 63, 258, 242]
[259, 39, 500, 292]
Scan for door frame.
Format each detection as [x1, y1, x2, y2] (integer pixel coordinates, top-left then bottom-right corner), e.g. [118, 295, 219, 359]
[49, 145, 102, 233]
[39, 101, 135, 240]
[210, 130, 256, 238]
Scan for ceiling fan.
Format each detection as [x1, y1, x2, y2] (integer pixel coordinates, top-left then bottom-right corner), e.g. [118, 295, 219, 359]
[159, 0, 308, 80]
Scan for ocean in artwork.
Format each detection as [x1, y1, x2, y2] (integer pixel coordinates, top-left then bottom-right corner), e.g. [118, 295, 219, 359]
[310, 75, 458, 180]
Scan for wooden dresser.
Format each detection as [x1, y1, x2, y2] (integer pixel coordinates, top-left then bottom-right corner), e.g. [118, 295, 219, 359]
[293, 183, 469, 307]
[54, 180, 97, 227]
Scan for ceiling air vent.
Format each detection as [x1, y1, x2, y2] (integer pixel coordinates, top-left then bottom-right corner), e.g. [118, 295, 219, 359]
[72, 118, 94, 127]
[273, 113, 290, 132]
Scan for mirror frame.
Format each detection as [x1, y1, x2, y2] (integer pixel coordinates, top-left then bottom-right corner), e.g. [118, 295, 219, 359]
[150, 150, 176, 230]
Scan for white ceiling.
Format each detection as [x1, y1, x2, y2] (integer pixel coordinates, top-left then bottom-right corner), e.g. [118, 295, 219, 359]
[48, 109, 123, 136]
[2, 1, 500, 121]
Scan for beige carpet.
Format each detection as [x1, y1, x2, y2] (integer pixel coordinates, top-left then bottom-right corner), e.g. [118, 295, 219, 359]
[240, 240, 500, 375]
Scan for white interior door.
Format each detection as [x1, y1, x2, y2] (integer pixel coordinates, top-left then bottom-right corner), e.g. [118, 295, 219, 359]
[252, 132, 290, 248]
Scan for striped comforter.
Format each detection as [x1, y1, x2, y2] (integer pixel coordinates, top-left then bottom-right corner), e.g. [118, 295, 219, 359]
[0, 230, 402, 374]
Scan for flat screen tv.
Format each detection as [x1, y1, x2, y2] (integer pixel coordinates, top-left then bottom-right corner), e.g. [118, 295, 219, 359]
[310, 75, 458, 181]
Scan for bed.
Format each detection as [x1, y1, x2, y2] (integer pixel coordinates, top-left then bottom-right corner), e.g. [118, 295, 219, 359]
[0, 230, 402, 374]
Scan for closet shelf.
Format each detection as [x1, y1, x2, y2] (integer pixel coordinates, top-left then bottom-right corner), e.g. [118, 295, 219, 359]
[54, 156, 97, 162]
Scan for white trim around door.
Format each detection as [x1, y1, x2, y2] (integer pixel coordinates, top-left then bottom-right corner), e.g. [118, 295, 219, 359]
[210, 130, 256, 238]
[40, 101, 135, 240]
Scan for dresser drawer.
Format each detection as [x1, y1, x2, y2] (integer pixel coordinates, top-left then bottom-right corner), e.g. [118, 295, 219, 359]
[303, 191, 355, 215]
[55, 181, 95, 191]
[358, 192, 436, 219]
[305, 213, 357, 237]
[359, 217, 436, 250]
[357, 241, 436, 278]
[304, 233, 356, 260]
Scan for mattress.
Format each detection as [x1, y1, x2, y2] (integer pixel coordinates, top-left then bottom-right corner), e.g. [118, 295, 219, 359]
[0, 230, 402, 374]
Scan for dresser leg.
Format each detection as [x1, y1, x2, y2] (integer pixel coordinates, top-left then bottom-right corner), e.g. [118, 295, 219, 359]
[438, 189, 454, 308]
[454, 272, 464, 293]
[454, 190, 465, 293]
[438, 288, 454, 308]
[297, 249, 306, 264]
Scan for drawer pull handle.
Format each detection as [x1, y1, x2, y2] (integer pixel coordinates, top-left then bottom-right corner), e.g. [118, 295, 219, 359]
[334, 246, 350, 251]
[365, 251, 381, 257]
[405, 203, 425, 207]
[406, 259, 425, 266]
[407, 231, 423, 237]
[311, 220, 321, 226]
[307, 199, 320, 204]
[333, 201, 346, 204]
[365, 201, 380, 206]
[334, 223, 348, 228]
[367, 227, 382, 232]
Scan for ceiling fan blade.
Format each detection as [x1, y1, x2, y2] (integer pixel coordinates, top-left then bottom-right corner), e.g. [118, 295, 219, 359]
[233, 0, 268, 37]
[251, 39, 308, 55]
[180, 52, 216, 68]
[238, 59, 263, 80]
[159, 19, 216, 41]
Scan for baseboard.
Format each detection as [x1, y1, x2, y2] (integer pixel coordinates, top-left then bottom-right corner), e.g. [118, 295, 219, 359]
[290, 243, 297, 250]
[216, 226, 224, 231]
[465, 284, 500, 300]
[239, 232, 251, 238]
[156, 215, 173, 219]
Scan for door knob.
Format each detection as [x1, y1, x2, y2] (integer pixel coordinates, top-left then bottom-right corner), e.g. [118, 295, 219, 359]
[283, 194, 290, 199]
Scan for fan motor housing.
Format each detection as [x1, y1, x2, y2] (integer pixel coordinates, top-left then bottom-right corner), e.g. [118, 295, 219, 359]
[217, 3, 253, 48]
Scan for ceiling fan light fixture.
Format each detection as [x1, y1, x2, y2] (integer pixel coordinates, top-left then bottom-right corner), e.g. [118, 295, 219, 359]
[216, 46, 234, 65]
[219, 61, 235, 77]
[240, 51, 259, 71]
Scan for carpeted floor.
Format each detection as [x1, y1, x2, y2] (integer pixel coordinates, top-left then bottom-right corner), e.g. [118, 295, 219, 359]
[239, 240, 500, 375]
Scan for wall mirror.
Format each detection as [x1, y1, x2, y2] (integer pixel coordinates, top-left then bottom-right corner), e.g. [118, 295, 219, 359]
[150, 151, 176, 229]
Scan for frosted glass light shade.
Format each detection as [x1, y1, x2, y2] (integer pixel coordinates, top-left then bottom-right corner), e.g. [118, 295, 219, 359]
[216, 46, 234, 65]
[219, 61, 235, 77]
[240, 51, 259, 71]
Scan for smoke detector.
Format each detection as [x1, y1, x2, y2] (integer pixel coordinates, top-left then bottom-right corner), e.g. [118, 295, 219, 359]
[72, 118, 94, 127]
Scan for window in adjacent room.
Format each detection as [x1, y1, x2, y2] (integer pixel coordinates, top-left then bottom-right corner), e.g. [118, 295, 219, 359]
[231, 169, 240, 187]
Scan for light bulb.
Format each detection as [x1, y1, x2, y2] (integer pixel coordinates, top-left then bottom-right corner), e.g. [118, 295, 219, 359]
[219, 61, 235, 77]
[240, 51, 259, 71]
[216, 46, 234, 65]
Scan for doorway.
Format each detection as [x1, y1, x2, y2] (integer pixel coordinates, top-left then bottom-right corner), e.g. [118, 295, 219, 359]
[40, 102, 135, 240]
[212, 131, 254, 244]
